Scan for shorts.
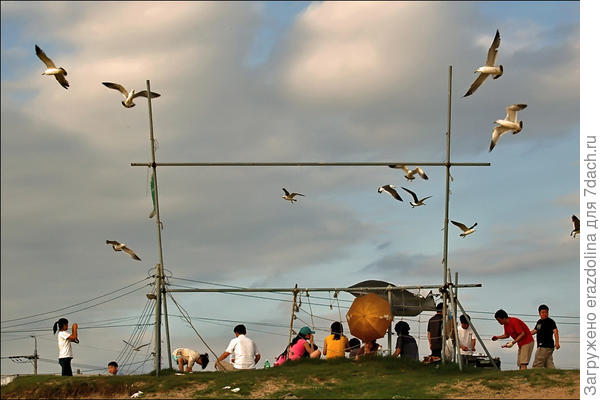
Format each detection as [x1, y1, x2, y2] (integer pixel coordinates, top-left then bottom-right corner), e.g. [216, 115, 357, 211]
[532, 347, 555, 368]
[517, 341, 534, 366]
[215, 360, 236, 372]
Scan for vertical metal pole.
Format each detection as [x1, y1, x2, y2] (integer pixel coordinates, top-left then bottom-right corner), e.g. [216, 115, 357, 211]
[288, 285, 299, 355]
[387, 287, 393, 355]
[448, 270, 462, 370]
[154, 263, 162, 376]
[161, 279, 172, 369]
[146, 80, 169, 376]
[32, 336, 37, 375]
[441, 66, 452, 363]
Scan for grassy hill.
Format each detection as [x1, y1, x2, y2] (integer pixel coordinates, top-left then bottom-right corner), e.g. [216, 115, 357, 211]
[0, 357, 579, 399]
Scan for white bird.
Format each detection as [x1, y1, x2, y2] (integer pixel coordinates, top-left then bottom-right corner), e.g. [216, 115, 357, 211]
[388, 165, 429, 181]
[489, 104, 528, 152]
[102, 82, 160, 108]
[106, 240, 141, 261]
[122, 340, 151, 351]
[35, 45, 69, 89]
[401, 187, 431, 207]
[377, 185, 403, 202]
[282, 188, 304, 204]
[451, 220, 478, 237]
[130, 391, 144, 399]
[571, 215, 580, 238]
[464, 30, 503, 97]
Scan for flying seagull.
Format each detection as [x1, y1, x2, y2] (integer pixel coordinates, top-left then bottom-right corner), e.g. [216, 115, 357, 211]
[401, 187, 431, 207]
[35, 45, 69, 89]
[489, 104, 528, 152]
[388, 165, 429, 181]
[282, 188, 304, 204]
[102, 82, 161, 108]
[451, 220, 478, 237]
[464, 30, 503, 97]
[571, 215, 580, 238]
[122, 340, 151, 351]
[106, 240, 141, 261]
[378, 184, 403, 202]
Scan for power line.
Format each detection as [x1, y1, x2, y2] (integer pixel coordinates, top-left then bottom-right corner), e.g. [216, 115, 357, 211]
[1, 283, 151, 329]
[1, 277, 151, 324]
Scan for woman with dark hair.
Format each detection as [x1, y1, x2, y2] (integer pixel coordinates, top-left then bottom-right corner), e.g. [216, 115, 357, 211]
[275, 326, 321, 365]
[53, 318, 78, 376]
[392, 320, 419, 360]
[323, 321, 349, 359]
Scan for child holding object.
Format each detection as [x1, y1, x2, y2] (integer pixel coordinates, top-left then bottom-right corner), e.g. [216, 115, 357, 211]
[53, 318, 78, 376]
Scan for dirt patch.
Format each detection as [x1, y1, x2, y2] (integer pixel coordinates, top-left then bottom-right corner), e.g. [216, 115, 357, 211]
[434, 375, 579, 399]
[249, 378, 302, 399]
[143, 383, 209, 399]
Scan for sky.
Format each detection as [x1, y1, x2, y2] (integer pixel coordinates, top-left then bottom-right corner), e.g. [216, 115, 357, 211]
[1, 1, 582, 376]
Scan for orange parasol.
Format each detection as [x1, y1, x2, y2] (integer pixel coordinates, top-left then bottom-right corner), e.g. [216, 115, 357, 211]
[346, 293, 393, 343]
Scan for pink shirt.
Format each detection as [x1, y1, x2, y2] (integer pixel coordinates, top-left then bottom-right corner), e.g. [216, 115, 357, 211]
[289, 338, 307, 360]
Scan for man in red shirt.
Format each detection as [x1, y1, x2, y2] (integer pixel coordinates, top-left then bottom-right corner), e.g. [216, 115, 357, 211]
[491, 309, 534, 370]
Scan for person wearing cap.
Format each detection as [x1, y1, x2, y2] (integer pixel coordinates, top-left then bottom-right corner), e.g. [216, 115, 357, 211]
[172, 347, 209, 373]
[289, 326, 321, 361]
[215, 324, 261, 371]
[427, 303, 444, 358]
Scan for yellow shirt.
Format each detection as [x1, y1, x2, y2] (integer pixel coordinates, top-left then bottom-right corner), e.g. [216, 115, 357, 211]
[324, 334, 349, 359]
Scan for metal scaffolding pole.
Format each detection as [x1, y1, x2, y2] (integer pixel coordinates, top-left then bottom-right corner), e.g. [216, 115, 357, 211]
[167, 284, 481, 293]
[441, 65, 453, 364]
[131, 161, 489, 168]
[146, 79, 170, 376]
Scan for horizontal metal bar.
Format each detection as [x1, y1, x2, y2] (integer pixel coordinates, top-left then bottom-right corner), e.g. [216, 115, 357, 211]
[131, 162, 490, 167]
[166, 284, 482, 293]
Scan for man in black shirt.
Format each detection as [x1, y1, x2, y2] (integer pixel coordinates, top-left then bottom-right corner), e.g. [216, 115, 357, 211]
[530, 304, 560, 368]
[427, 303, 443, 358]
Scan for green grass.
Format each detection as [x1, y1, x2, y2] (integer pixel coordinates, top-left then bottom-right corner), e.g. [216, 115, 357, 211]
[0, 357, 579, 399]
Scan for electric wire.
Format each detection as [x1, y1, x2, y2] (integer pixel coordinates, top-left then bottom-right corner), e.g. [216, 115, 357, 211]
[2, 282, 152, 329]
[1, 277, 151, 324]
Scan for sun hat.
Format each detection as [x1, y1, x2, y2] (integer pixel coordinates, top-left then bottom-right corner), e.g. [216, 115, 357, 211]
[299, 326, 315, 336]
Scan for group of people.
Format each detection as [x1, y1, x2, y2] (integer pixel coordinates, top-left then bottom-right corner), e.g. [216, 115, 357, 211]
[426, 303, 560, 370]
[52, 303, 559, 375]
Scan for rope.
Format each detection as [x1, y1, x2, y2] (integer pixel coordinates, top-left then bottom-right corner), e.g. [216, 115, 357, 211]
[334, 291, 343, 323]
[167, 293, 229, 371]
[305, 291, 315, 331]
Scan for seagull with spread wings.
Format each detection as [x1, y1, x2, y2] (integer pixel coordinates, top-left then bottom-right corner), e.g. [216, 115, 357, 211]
[35, 45, 69, 89]
[102, 82, 161, 108]
[489, 104, 528, 152]
[378, 185, 403, 202]
[401, 187, 431, 207]
[122, 340, 151, 351]
[106, 240, 141, 261]
[282, 188, 304, 204]
[388, 165, 429, 181]
[571, 215, 580, 238]
[451, 221, 478, 237]
[464, 30, 503, 97]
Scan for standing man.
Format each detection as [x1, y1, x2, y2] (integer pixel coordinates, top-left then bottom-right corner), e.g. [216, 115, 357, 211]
[427, 303, 443, 358]
[530, 304, 560, 368]
[215, 324, 261, 371]
[172, 348, 209, 373]
[492, 309, 534, 370]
